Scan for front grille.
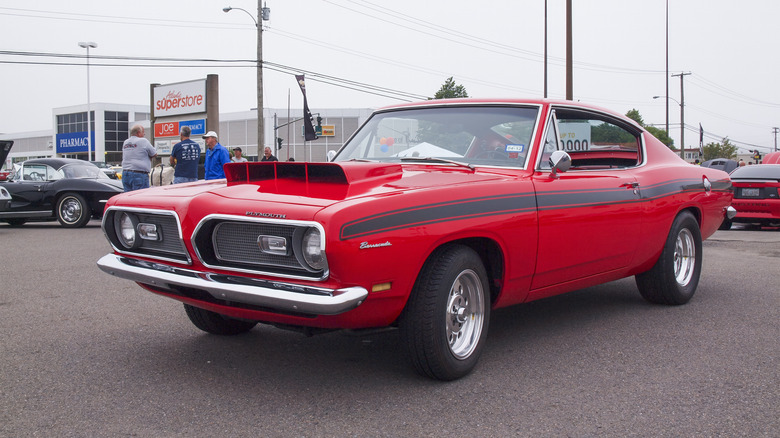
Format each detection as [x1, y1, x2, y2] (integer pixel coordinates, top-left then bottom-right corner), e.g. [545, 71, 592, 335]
[193, 215, 327, 280]
[213, 221, 300, 269]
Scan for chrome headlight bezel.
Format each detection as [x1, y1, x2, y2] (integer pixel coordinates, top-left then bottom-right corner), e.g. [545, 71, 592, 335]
[115, 212, 140, 249]
[297, 227, 328, 272]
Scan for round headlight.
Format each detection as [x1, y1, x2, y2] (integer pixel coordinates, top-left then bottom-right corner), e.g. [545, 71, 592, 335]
[301, 227, 327, 271]
[115, 212, 139, 249]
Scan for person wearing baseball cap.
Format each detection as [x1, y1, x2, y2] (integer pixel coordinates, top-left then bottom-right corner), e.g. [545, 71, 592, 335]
[203, 131, 230, 180]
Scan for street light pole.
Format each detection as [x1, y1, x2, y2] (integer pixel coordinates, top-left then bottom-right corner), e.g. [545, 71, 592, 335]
[78, 41, 97, 161]
[672, 72, 691, 160]
[224, 2, 270, 156]
[653, 94, 683, 156]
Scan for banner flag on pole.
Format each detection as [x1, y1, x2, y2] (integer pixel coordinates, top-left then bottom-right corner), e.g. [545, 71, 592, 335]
[295, 75, 318, 141]
[699, 123, 704, 156]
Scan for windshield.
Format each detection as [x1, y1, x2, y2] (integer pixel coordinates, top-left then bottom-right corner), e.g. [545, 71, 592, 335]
[334, 105, 539, 168]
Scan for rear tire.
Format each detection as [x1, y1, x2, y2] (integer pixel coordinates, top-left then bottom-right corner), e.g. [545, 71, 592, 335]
[56, 192, 91, 228]
[399, 244, 490, 380]
[636, 211, 702, 305]
[183, 304, 258, 335]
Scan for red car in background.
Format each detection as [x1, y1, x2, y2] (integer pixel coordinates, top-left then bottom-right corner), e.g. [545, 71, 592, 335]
[762, 151, 780, 164]
[97, 99, 734, 380]
[721, 163, 780, 229]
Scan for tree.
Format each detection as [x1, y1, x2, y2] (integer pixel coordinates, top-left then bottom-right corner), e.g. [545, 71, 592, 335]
[433, 77, 468, 99]
[625, 108, 674, 149]
[646, 126, 675, 149]
[701, 137, 738, 161]
[625, 109, 644, 126]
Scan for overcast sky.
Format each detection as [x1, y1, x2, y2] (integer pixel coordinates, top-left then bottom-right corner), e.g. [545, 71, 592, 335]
[1, 0, 778, 153]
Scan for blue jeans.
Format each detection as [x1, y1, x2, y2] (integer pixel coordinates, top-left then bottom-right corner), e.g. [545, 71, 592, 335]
[173, 176, 198, 184]
[123, 171, 150, 192]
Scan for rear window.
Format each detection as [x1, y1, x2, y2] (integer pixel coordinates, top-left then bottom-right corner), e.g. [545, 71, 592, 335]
[730, 165, 780, 180]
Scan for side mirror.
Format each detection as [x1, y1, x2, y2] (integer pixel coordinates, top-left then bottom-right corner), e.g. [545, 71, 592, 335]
[549, 150, 571, 178]
[326, 150, 337, 162]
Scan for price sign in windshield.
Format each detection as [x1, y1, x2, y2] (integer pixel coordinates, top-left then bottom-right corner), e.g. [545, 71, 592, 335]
[558, 122, 591, 152]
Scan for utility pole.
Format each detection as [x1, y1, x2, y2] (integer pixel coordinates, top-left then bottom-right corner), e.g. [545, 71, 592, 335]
[773, 127, 779, 152]
[565, 0, 573, 100]
[665, 0, 669, 136]
[672, 72, 691, 160]
[544, 0, 548, 98]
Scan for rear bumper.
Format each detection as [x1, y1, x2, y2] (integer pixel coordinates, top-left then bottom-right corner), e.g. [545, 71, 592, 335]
[97, 254, 368, 316]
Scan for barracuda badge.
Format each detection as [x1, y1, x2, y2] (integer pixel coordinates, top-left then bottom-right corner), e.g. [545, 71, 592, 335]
[360, 241, 392, 249]
[246, 211, 286, 219]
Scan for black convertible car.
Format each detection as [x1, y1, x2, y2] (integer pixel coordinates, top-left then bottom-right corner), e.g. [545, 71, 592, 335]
[0, 151, 124, 228]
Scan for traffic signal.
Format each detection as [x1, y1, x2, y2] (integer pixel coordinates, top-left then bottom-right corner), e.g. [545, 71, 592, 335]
[316, 116, 323, 127]
[753, 150, 762, 161]
[276, 137, 283, 150]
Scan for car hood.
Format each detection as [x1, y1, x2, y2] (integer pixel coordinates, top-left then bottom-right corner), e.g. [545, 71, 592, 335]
[115, 161, 514, 212]
[0, 141, 12, 167]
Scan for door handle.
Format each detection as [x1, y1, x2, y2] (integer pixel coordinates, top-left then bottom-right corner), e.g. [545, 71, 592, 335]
[621, 181, 640, 189]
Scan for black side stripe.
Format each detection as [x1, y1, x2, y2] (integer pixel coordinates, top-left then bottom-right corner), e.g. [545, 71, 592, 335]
[339, 178, 730, 240]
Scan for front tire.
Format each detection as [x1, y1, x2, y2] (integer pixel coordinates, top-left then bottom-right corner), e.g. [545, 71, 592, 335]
[636, 211, 702, 305]
[183, 304, 258, 335]
[400, 245, 490, 381]
[56, 193, 91, 228]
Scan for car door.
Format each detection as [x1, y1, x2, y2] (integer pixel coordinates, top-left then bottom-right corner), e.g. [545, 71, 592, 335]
[530, 107, 644, 292]
[6, 163, 56, 212]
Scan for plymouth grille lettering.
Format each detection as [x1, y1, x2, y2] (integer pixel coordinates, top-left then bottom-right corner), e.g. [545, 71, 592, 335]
[246, 211, 286, 219]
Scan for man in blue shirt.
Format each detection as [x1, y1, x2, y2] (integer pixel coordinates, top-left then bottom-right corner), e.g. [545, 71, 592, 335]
[169, 126, 200, 184]
[203, 131, 230, 180]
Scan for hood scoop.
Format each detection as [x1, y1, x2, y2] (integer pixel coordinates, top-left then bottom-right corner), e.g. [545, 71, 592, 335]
[224, 161, 403, 199]
[225, 161, 402, 185]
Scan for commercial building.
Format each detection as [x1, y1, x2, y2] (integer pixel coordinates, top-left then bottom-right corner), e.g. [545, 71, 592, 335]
[1, 104, 373, 168]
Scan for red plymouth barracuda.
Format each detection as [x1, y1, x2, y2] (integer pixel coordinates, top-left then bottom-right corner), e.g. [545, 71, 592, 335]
[97, 99, 735, 380]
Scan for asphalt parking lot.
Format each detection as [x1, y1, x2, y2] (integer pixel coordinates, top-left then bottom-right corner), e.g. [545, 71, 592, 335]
[0, 220, 777, 437]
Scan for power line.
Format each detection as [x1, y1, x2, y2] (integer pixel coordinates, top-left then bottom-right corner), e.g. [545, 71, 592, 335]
[0, 50, 429, 102]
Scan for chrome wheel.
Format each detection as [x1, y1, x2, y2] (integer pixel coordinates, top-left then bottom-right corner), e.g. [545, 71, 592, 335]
[635, 211, 702, 305]
[673, 228, 696, 286]
[445, 269, 485, 360]
[60, 196, 83, 224]
[56, 193, 91, 228]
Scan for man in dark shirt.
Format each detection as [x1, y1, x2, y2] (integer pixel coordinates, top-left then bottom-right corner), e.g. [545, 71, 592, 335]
[261, 146, 278, 162]
[169, 126, 201, 184]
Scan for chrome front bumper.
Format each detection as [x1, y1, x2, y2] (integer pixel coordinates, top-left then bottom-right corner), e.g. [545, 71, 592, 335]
[97, 254, 367, 316]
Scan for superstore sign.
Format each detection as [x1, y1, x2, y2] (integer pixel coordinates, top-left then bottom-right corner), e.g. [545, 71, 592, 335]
[153, 79, 206, 117]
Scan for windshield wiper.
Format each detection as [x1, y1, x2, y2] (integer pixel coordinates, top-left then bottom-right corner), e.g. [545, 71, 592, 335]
[399, 156, 475, 171]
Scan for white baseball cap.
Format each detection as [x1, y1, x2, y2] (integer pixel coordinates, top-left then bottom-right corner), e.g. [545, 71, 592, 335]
[203, 131, 218, 139]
